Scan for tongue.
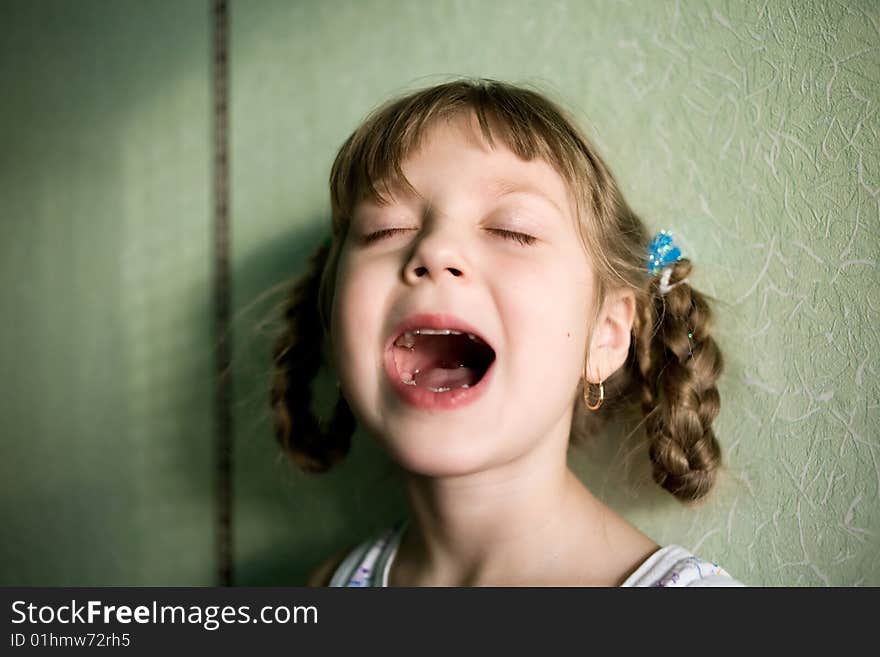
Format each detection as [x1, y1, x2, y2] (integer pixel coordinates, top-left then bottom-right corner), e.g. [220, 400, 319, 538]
[414, 364, 478, 389]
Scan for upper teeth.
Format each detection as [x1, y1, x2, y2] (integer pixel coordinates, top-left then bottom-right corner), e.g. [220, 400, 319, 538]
[394, 329, 485, 349]
[415, 328, 461, 335]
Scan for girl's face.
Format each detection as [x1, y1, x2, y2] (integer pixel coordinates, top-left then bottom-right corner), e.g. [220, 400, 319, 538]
[331, 114, 595, 477]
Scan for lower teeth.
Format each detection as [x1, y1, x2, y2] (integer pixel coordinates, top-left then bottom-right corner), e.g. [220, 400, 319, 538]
[424, 383, 471, 393]
[400, 367, 474, 392]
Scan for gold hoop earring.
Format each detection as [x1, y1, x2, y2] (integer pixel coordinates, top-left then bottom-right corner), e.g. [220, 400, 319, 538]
[583, 378, 604, 411]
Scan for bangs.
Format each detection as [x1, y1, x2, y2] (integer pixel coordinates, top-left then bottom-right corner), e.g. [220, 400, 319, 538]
[328, 79, 595, 236]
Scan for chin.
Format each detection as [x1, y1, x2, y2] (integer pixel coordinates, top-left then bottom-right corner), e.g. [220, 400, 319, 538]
[370, 427, 502, 479]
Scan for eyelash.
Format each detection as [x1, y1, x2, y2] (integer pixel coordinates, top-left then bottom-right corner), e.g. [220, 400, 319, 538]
[492, 229, 537, 246]
[363, 228, 537, 246]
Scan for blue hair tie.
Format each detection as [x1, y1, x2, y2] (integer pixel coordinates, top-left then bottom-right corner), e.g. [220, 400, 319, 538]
[647, 229, 683, 275]
[648, 230, 690, 296]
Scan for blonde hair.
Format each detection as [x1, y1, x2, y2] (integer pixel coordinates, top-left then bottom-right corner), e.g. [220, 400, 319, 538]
[272, 78, 723, 503]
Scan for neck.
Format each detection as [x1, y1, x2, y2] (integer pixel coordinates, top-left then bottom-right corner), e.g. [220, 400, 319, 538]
[391, 410, 614, 586]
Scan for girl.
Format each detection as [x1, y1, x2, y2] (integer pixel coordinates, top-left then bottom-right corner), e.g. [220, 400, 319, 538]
[272, 78, 743, 587]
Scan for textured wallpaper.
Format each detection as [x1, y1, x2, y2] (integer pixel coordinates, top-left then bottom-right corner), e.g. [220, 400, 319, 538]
[1, 0, 876, 586]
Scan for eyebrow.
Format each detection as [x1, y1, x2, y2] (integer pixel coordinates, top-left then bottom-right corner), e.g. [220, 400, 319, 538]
[488, 179, 567, 218]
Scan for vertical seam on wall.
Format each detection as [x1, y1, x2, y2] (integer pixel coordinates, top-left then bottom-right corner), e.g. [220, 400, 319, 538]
[212, 0, 232, 587]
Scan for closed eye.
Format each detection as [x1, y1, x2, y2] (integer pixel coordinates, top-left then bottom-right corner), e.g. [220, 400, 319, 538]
[488, 228, 537, 246]
[362, 227, 413, 244]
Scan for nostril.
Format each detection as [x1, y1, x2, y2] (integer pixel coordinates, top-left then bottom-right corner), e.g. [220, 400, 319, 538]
[413, 266, 462, 277]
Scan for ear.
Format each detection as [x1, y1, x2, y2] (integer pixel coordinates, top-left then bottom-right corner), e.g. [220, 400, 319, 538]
[585, 289, 636, 383]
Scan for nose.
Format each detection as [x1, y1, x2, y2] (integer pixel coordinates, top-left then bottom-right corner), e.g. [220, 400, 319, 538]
[403, 228, 467, 285]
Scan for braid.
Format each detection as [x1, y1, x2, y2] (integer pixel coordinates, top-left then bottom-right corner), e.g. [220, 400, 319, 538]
[270, 243, 355, 473]
[633, 259, 723, 503]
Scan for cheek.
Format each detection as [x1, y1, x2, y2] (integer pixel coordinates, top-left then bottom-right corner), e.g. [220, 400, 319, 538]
[502, 258, 592, 376]
[330, 258, 386, 376]
[333, 269, 361, 343]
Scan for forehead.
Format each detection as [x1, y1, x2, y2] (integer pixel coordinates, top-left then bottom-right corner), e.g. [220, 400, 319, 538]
[367, 114, 576, 217]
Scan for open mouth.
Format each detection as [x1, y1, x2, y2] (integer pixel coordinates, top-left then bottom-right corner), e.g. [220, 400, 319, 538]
[390, 329, 496, 393]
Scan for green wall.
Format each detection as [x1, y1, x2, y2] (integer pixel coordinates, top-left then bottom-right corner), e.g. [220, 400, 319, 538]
[2, 0, 878, 586]
[1, 0, 214, 584]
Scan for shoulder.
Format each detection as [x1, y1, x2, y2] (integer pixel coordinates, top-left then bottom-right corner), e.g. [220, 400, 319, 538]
[306, 546, 353, 587]
[622, 545, 745, 587]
